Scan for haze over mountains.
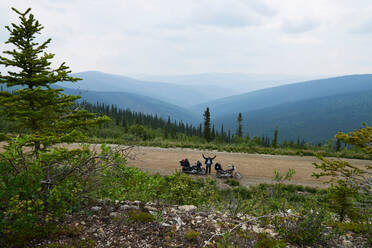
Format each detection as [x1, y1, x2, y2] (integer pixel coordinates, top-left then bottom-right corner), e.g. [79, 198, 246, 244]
[67, 71, 228, 107]
[132, 73, 326, 94]
[58, 71, 372, 143]
[62, 87, 199, 123]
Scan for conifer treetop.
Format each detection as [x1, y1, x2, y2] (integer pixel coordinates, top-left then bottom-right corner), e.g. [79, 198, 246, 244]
[0, 8, 108, 151]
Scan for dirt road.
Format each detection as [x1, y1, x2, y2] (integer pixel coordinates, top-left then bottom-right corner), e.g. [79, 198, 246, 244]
[2, 142, 371, 187]
[126, 146, 372, 187]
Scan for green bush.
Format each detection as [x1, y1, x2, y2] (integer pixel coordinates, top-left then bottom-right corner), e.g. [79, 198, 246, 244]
[127, 209, 155, 223]
[254, 233, 286, 248]
[0, 145, 87, 246]
[185, 229, 199, 241]
[225, 178, 240, 187]
[274, 207, 330, 246]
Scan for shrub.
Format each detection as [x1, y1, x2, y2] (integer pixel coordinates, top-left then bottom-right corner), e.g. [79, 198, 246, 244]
[254, 233, 286, 248]
[226, 178, 240, 187]
[185, 229, 199, 241]
[127, 209, 155, 223]
[274, 207, 330, 246]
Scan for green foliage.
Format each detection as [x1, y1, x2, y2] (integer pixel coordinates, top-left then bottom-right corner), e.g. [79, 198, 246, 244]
[129, 124, 154, 140]
[0, 8, 113, 246]
[254, 233, 286, 248]
[274, 207, 330, 246]
[184, 229, 199, 241]
[329, 221, 372, 234]
[273, 168, 295, 184]
[326, 181, 361, 222]
[0, 8, 108, 152]
[236, 112, 243, 138]
[0, 140, 122, 245]
[313, 123, 372, 222]
[215, 233, 235, 248]
[96, 165, 219, 206]
[127, 209, 155, 223]
[272, 127, 278, 148]
[204, 107, 211, 142]
[225, 178, 240, 187]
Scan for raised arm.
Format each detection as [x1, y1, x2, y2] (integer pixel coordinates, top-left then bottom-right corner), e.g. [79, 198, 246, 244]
[211, 155, 216, 160]
[202, 154, 207, 159]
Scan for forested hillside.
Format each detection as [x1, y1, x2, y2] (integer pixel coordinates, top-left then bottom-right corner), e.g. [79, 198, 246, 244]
[215, 90, 372, 142]
[62, 87, 199, 124]
[63, 71, 214, 107]
[192, 74, 372, 116]
[192, 74, 372, 142]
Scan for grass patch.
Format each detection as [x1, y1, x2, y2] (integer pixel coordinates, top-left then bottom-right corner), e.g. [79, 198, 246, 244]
[127, 209, 155, 223]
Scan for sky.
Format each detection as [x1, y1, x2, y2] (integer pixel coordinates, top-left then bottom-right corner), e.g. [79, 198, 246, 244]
[1, 0, 372, 76]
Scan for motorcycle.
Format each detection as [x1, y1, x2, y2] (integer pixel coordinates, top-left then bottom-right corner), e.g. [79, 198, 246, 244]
[179, 158, 206, 175]
[214, 163, 242, 179]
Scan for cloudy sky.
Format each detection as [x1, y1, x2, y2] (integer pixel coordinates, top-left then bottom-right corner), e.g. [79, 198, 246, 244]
[1, 0, 372, 76]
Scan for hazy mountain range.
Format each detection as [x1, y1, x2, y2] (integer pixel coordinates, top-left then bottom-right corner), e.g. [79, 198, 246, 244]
[131, 73, 326, 94]
[62, 87, 199, 123]
[53, 72, 372, 142]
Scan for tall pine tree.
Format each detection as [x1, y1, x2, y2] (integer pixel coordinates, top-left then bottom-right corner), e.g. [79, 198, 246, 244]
[0, 8, 108, 152]
[236, 112, 243, 138]
[203, 107, 211, 142]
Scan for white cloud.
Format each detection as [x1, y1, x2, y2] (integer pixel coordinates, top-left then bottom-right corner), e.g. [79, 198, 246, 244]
[281, 18, 321, 34]
[1, 0, 372, 76]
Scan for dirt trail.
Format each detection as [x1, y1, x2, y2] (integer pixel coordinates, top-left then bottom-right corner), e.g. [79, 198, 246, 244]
[2, 142, 371, 187]
[127, 146, 372, 188]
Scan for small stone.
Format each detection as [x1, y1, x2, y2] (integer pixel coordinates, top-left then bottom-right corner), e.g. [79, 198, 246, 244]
[110, 212, 120, 218]
[98, 227, 105, 235]
[178, 205, 197, 211]
[145, 206, 157, 211]
[161, 223, 171, 227]
[115, 200, 119, 204]
[252, 225, 264, 233]
[342, 239, 352, 247]
[264, 228, 276, 237]
[81, 221, 86, 225]
[241, 224, 247, 230]
[120, 204, 137, 211]
[91, 206, 102, 212]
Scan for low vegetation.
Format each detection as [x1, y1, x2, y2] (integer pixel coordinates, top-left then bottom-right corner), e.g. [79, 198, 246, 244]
[0, 7, 371, 247]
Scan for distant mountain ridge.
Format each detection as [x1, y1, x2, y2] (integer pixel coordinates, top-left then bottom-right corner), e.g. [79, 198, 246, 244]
[4, 72, 372, 143]
[215, 90, 372, 143]
[132, 72, 325, 95]
[60, 71, 220, 108]
[197, 74, 372, 142]
[192, 74, 372, 116]
[62, 87, 199, 124]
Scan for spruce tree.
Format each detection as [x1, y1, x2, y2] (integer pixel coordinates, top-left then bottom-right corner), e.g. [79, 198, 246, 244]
[211, 124, 215, 141]
[236, 112, 243, 138]
[0, 8, 107, 152]
[272, 126, 278, 148]
[220, 124, 225, 143]
[203, 107, 211, 142]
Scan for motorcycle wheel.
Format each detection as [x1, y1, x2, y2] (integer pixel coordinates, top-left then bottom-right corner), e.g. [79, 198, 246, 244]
[233, 172, 242, 179]
[200, 168, 206, 175]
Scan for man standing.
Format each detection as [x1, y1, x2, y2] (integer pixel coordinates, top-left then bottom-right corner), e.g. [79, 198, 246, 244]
[202, 154, 216, 174]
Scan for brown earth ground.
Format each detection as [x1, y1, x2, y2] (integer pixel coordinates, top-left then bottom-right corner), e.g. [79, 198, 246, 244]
[1, 142, 371, 188]
[125, 146, 372, 188]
